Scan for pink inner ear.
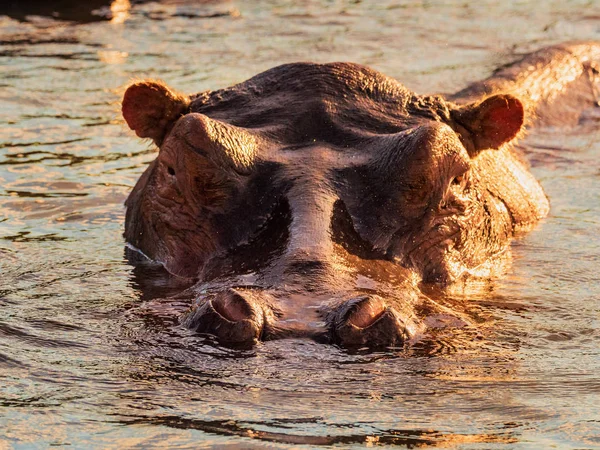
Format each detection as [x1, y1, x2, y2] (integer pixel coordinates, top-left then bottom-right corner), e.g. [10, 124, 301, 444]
[486, 96, 523, 128]
[479, 95, 524, 148]
[122, 83, 167, 139]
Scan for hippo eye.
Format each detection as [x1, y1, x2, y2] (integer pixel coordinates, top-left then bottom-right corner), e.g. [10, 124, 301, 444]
[451, 175, 463, 185]
[167, 166, 176, 176]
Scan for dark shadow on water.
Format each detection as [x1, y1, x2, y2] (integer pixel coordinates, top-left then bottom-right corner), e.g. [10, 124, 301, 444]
[0, 0, 239, 24]
[0, 321, 88, 349]
[1, 231, 71, 243]
[0, 0, 115, 23]
[114, 414, 519, 447]
[0, 352, 25, 368]
[0, 147, 155, 168]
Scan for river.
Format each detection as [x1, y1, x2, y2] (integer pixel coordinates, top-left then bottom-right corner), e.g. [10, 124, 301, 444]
[1, 0, 599, 448]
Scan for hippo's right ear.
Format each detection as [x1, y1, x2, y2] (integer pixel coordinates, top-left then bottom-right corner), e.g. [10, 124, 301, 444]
[122, 81, 190, 146]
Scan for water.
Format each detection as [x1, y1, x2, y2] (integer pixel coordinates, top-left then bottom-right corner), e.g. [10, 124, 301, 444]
[1, 1, 599, 448]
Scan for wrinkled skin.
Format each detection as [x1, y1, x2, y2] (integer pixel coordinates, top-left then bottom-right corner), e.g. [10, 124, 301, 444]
[122, 42, 600, 348]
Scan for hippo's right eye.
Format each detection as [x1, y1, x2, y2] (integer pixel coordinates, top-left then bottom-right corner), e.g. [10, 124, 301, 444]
[167, 166, 176, 176]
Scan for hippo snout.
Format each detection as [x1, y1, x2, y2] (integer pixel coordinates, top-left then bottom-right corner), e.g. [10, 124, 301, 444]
[181, 289, 418, 348]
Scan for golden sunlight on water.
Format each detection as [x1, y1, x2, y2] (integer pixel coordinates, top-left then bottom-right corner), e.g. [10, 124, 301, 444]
[98, 49, 129, 64]
[0, 0, 599, 448]
[110, 0, 131, 24]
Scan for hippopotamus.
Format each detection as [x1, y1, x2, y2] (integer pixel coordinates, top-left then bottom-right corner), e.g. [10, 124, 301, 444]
[121, 42, 600, 348]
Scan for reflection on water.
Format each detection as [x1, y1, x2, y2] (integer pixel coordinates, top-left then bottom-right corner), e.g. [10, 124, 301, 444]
[1, 0, 600, 447]
[110, 0, 131, 25]
[0, 0, 135, 24]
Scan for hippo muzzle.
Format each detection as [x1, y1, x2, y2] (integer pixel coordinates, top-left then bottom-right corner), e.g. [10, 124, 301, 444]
[182, 288, 418, 348]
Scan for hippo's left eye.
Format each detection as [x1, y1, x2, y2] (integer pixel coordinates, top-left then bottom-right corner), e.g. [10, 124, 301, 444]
[451, 175, 463, 186]
[447, 170, 472, 198]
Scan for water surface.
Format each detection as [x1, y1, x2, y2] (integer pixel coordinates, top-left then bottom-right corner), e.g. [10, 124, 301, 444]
[1, 1, 599, 448]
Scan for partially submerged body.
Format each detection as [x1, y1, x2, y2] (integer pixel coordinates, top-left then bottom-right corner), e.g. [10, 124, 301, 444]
[121, 42, 600, 348]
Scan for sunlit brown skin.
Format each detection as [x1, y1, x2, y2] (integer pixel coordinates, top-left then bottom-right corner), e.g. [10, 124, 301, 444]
[122, 42, 600, 348]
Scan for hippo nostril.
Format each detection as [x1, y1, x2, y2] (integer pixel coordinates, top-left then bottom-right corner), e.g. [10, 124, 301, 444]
[181, 289, 271, 346]
[211, 291, 254, 322]
[331, 295, 409, 349]
[346, 296, 387, 329]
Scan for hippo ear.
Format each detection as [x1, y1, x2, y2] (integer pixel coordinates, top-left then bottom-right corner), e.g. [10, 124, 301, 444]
[451, 94, 524, 156]
[122, 80, 190, 145]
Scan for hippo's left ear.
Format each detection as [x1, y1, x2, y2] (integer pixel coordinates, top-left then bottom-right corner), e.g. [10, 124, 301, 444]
[450, 94, 524, 156]
[122, 80, 190, 146]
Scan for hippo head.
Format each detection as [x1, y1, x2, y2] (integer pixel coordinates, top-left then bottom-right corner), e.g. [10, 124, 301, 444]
[122, 63, 548, 348]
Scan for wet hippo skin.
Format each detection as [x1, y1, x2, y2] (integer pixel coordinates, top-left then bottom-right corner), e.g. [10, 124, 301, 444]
[121, 42, 600, 349]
